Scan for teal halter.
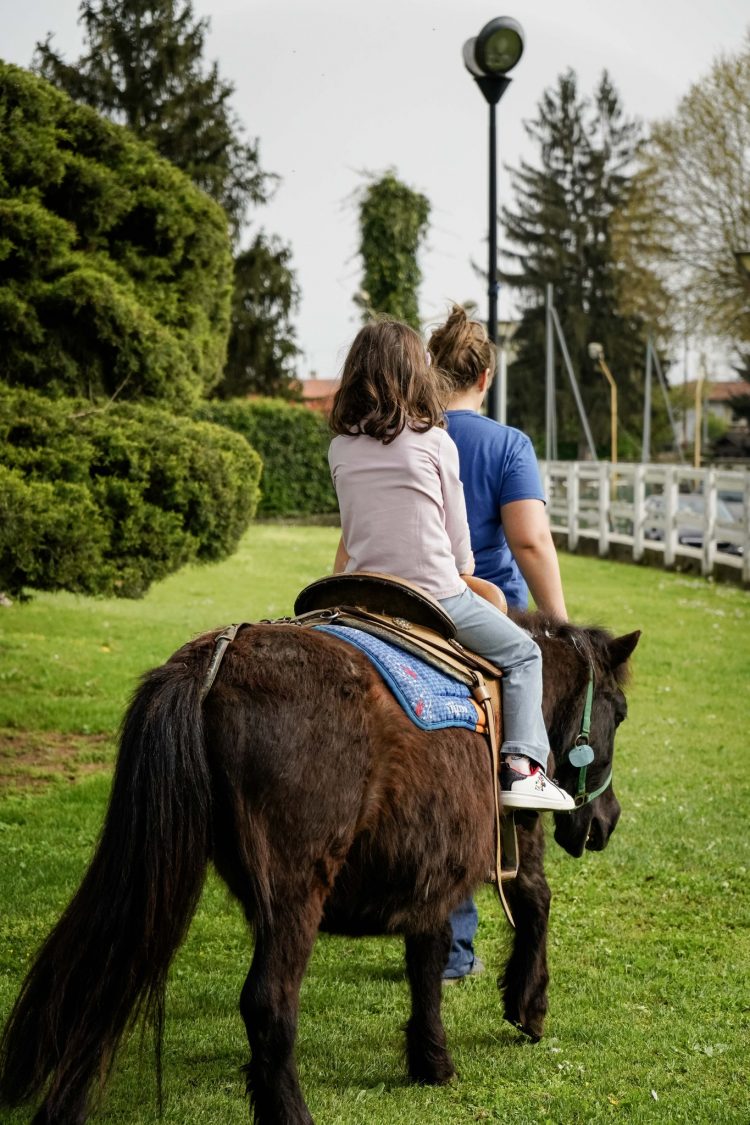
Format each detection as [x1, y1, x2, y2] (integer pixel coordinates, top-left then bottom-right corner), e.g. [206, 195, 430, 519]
[567, 664, 613, 808]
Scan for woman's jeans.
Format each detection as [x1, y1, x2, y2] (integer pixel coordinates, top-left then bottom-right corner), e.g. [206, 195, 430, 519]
[439, 586, 549, 977]
[442, 895, 479, 978]
[439, 585, 550, 769]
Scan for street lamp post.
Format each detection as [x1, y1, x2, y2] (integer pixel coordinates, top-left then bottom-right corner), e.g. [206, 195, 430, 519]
[589, 343, 618, 465]
[463, 17, 525, 423]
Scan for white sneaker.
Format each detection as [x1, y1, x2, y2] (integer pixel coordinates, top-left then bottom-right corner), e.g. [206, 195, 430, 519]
[501, 758, 575, 812]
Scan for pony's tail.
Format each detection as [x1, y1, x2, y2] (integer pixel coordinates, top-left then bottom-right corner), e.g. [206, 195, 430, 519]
[0, 658, 212, 1123]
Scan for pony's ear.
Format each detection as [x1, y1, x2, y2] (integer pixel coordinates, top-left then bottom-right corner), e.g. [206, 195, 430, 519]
[607, 630, 641, 670]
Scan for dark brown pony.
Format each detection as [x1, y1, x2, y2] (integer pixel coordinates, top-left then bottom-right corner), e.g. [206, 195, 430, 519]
[0, 611, 639, 1125]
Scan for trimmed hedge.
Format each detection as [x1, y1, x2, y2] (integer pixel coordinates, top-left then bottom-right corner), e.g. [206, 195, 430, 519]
[0, 465, 109, 596]
[196, 398, 337, 517]
[0, 62, 233, 407]
[0, 386, 261, 598]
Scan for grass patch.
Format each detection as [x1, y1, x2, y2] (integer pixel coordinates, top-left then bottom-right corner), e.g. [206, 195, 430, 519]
[1, 527, 749, 1122]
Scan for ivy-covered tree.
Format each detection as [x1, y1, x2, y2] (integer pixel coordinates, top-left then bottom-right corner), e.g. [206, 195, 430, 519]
[214, 233, 301, 399]
[357, 170, 430, 330]
[502, 71, 668, 455]
[35, 0, 271, 238]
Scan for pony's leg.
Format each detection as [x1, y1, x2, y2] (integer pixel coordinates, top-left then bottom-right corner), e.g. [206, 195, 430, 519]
[404, 924, 455, 1084]
[500, 815, 550, 1041]
[241, 894, 322, 1125]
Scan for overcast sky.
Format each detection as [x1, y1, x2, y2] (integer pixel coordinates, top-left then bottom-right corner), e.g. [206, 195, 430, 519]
[3, 0, 749, 380]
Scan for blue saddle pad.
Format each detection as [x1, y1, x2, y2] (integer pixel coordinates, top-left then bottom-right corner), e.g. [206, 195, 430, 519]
[315, 624, 482, 732]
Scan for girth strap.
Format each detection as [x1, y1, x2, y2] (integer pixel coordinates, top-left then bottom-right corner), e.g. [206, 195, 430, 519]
[472, 678, 516, 929]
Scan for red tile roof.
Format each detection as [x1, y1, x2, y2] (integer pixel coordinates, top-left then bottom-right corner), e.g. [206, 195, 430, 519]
[299, 378, 340, 401]
[297, 378, 340, 413]
[682, 379, 750, 402]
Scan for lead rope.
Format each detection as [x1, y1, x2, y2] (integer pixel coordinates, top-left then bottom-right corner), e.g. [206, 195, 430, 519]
[473, 678, 515, 929]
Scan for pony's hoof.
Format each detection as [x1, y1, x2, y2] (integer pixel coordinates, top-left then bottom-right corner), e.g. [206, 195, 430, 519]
[413, 1067, 456, 1086]
[504, 1013, 543, 1043]
[408, 1052, 456, 1086]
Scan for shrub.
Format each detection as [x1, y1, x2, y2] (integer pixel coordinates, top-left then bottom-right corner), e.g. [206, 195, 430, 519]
[0, 63, 233, 407]
[0, 386, 261, 598]
[0, 465, 110, 596]
[196, 398, 337, 517]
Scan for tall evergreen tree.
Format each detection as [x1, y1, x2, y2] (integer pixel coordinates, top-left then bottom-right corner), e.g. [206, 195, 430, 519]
[35, 0, 270, 237]
[215, 234, 300, 399]
[502, 71, 657, 456]
[36, 1, 301, 396]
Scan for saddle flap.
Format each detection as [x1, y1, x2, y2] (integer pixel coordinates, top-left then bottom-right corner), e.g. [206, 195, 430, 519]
[294, 572, 457, 639]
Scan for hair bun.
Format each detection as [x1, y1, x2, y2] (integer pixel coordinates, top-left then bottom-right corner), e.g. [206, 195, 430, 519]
[427, 303, 495, 393]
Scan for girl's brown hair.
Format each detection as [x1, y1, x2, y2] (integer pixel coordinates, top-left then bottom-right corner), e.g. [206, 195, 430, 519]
[427, 304, 496, 393]
[330, 319, 448, 444]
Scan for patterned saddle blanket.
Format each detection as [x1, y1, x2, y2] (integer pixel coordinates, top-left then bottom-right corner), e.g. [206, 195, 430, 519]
[314, 624, 487, 734]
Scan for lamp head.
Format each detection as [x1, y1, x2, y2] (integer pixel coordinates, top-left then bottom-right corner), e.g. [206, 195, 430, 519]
[462, 37, 484, 78]
[475, 17, 525, 75]
[588, 342, 604, 361]
[463, 17, 525, 95]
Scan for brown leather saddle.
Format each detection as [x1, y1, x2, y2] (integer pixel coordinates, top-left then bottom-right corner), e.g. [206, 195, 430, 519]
[293, 572, 519, 913]
[294, 571, 502, 683]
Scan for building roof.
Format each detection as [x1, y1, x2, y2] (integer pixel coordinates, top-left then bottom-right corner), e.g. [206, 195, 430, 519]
[681, 379, 750, 402]
[299, 378, 340, 402]
[707, 380, 750, 402]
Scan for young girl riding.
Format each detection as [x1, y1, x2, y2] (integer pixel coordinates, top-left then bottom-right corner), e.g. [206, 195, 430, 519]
[328, 318, 574, 814]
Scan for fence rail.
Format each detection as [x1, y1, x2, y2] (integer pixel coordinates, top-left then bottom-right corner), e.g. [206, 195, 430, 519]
[539, 461, 750, 585]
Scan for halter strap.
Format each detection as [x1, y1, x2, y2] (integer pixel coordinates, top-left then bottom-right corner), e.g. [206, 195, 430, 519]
[567, 661, 613, 807]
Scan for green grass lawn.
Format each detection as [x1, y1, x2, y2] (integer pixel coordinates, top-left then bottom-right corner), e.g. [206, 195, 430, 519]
[1, 526, 749, 1123]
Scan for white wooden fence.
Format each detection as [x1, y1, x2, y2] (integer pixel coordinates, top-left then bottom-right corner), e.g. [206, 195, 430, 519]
[538, 462, 750, 585]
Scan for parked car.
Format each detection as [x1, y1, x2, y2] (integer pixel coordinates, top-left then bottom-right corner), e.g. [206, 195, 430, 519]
[718, 489, 745, 523]
[643, 493, 742, 555]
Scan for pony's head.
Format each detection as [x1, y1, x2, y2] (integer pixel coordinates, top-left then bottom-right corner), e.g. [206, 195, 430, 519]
[524, 616, 640, 859]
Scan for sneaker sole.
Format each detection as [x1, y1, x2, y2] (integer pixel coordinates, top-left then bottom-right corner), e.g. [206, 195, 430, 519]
[502, 792, 575, 812]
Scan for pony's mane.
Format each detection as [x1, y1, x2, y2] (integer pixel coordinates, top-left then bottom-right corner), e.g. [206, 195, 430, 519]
[509, 610, 632, 688]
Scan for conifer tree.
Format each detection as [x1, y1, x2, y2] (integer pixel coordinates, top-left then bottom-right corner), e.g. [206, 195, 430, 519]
[216, 234, 301, 399]
[36, 0, 300, 394]
[502, 71, 657, 455]
[35, 0, 269, 237]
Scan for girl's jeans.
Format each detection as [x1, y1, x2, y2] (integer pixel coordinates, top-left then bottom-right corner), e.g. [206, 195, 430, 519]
[438, 585, 550, 769]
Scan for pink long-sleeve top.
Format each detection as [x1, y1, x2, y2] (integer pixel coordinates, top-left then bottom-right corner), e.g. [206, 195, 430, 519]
[329, 423, 474, 599]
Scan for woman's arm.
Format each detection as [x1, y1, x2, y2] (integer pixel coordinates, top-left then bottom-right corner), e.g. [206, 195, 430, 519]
[501, 498, 568, 621]
[333, 534, 350, 575]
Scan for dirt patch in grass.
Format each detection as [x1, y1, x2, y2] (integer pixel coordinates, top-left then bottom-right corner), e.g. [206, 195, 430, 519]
[0, 728, 114, 791]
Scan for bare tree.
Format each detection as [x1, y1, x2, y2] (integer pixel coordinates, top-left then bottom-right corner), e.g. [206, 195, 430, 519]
[623, 34, 750, 347]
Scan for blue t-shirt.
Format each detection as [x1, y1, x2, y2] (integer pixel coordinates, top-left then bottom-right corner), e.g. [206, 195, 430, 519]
[445, 410, 545, 608]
